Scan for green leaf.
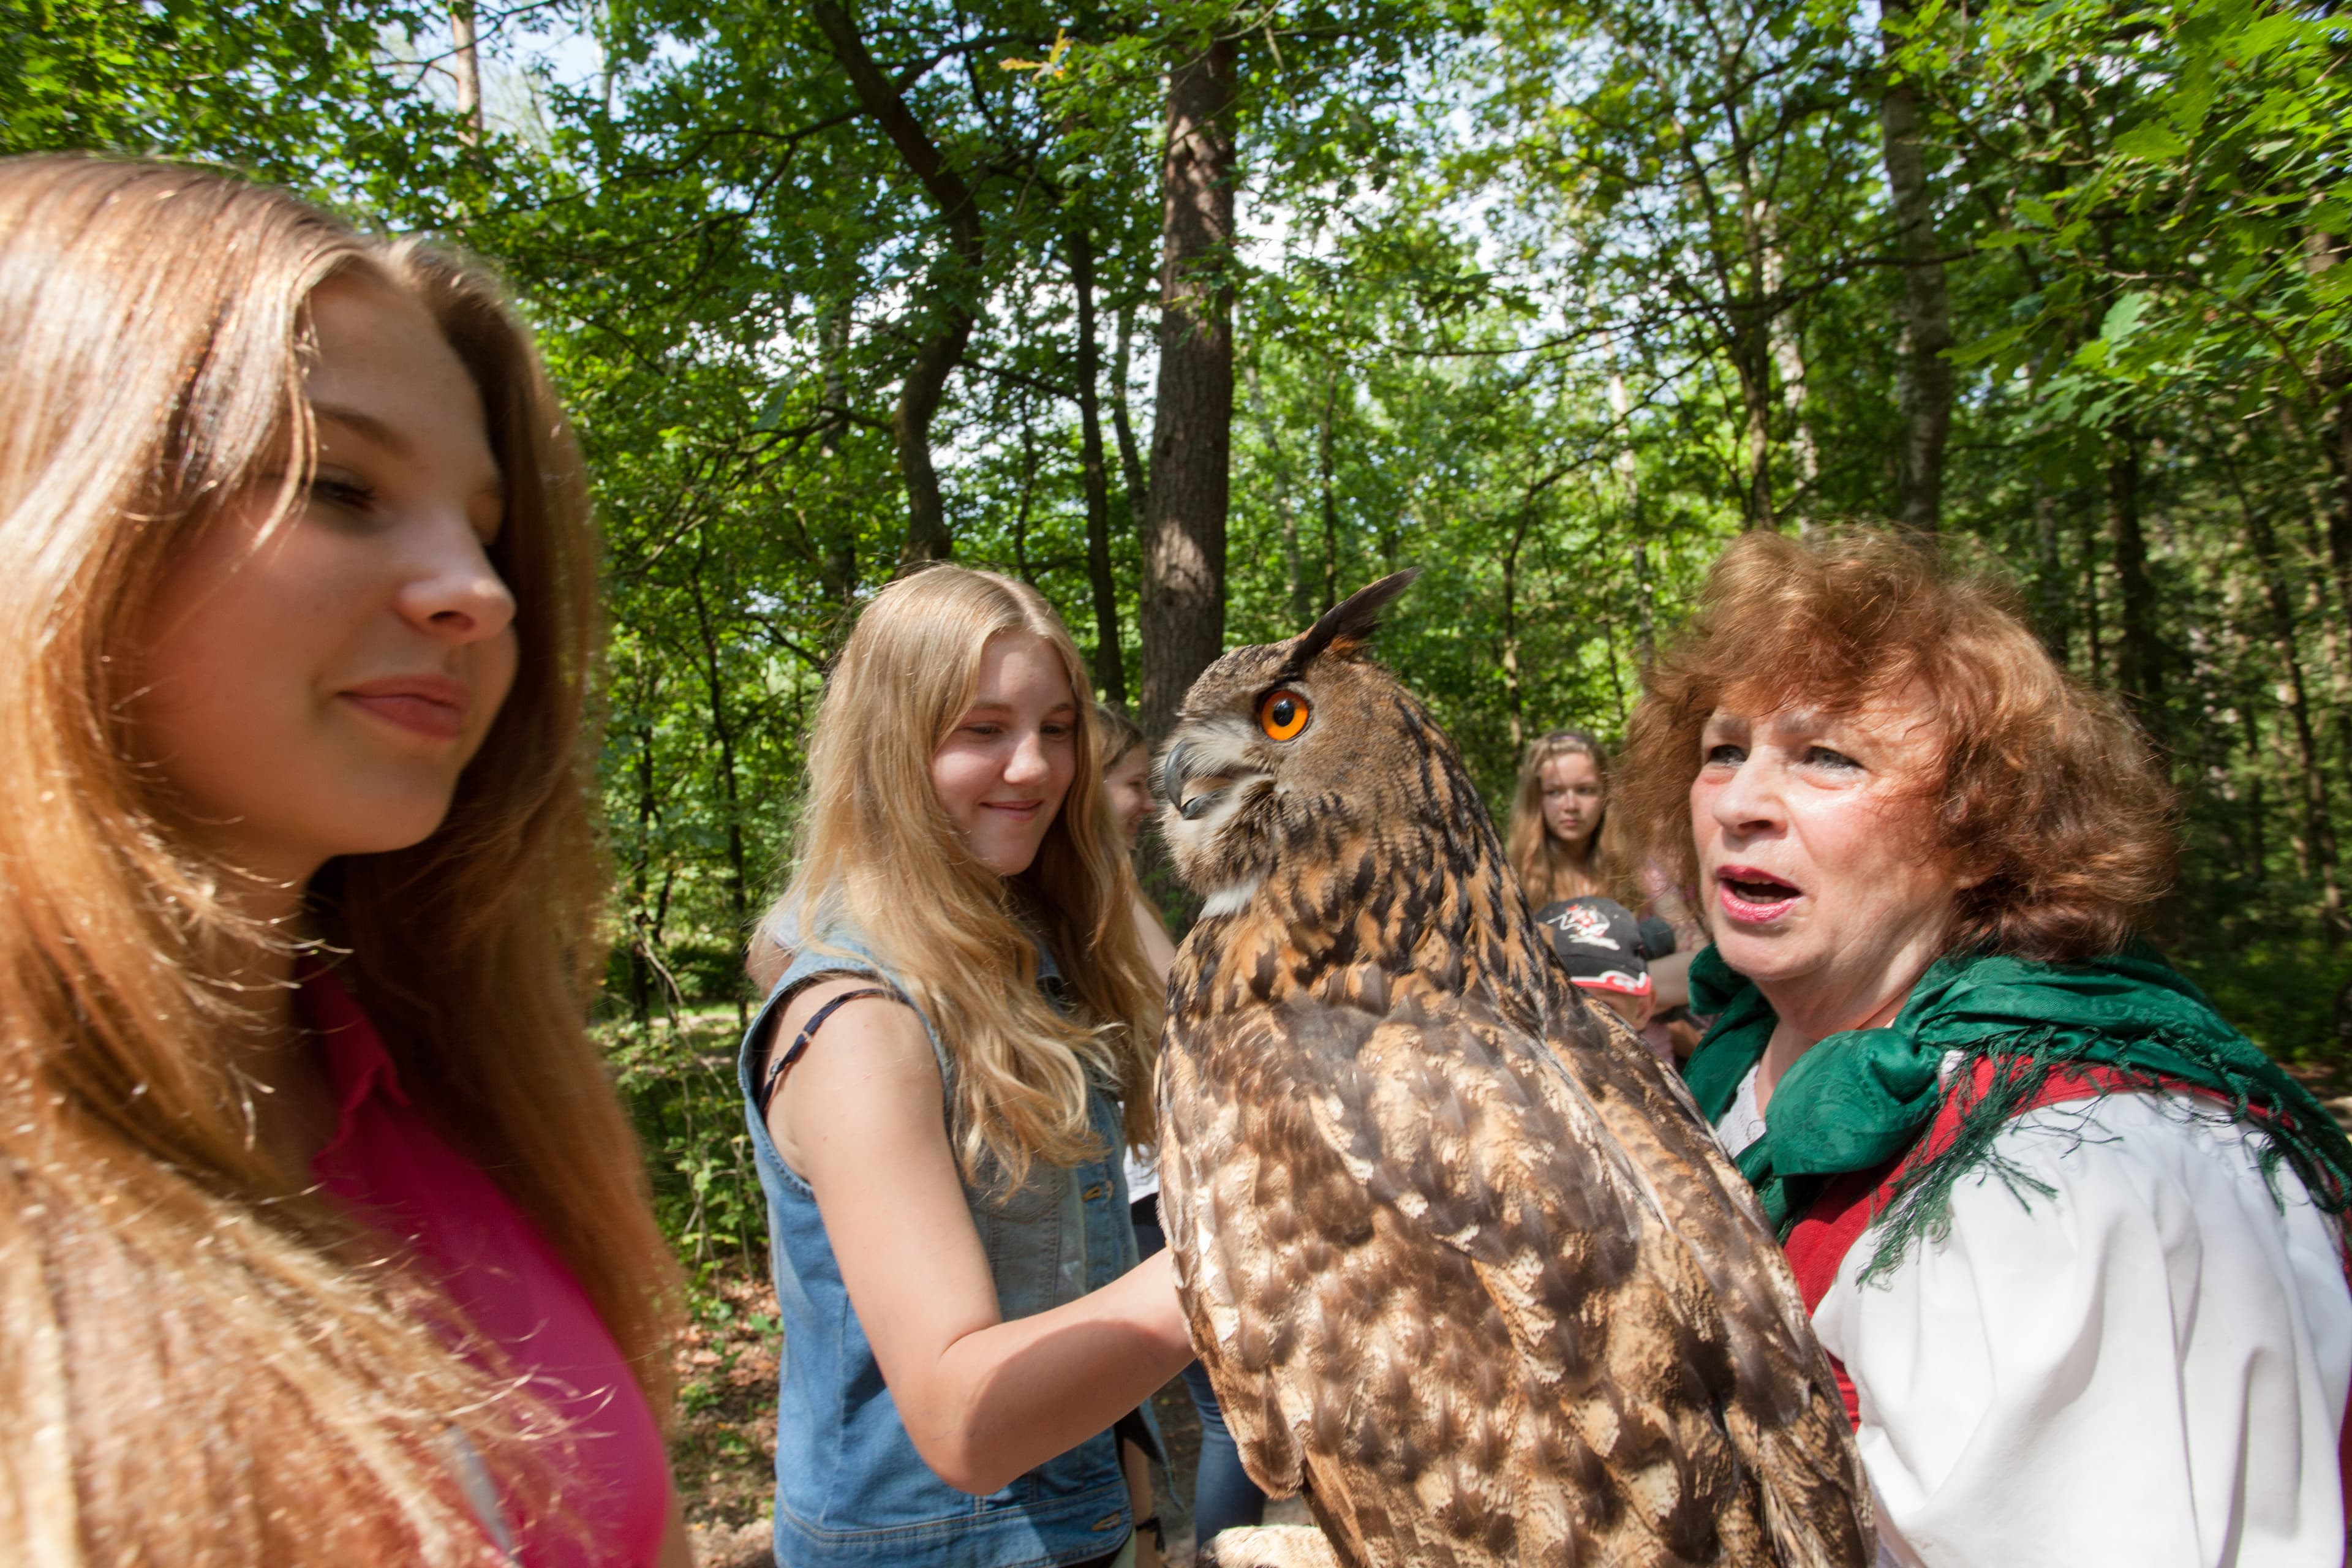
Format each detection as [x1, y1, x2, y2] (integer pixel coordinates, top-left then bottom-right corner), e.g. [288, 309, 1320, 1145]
[2111, 119, 2187, 162]
[2100, 291, 2154, 345]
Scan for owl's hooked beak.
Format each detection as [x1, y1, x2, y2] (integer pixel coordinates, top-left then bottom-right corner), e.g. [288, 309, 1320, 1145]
[1161, 741, 1220, 820]
[1160, 738, 1261, 821]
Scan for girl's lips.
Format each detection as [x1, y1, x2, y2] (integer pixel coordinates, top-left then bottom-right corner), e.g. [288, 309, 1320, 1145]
[1716, 867, 1800, 924]
[341, 678, 468, 741]
[981, 800, 1043, 816]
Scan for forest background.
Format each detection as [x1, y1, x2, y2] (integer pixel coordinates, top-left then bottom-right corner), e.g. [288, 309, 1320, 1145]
[10, 0, 2352, 1539]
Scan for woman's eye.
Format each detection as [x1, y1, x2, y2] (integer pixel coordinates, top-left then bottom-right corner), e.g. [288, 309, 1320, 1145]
[307, 470, 378, 514]
[1703, 743, 1746, 766]
[1804, 745, 1860, 771]
[1259, 688, 1310, 741]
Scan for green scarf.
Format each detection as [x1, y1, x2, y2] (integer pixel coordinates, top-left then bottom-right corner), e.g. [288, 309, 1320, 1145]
[1683, 942, 2352, 1279]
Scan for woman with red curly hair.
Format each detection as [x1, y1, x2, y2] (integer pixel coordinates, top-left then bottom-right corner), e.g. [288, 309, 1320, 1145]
[1619, 529, 2352, 1567]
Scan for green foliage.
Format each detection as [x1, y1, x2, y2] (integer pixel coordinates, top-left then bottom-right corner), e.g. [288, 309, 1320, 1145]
[603, 1014, 769, 1279]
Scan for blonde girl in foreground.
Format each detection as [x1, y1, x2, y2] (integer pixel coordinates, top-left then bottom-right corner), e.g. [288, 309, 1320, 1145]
[0, 156, 685, 1564]
[744, 567, 1191, 1567]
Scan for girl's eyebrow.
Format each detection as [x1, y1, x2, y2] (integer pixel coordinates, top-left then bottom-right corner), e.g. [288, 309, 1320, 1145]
[315, 402, 410, 456]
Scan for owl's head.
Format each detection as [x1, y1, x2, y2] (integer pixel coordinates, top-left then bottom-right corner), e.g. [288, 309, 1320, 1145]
[1156, 570, 1439, 908]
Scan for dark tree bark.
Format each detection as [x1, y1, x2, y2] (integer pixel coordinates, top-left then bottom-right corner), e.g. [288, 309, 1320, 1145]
[1501, 506, 1536, 749]
[2329, 393, 2352, 659]
[2078, 502, 2105, 682]
[1138, 36, 1238, 737]
[627, 657, 659, 1026]
[1111, 302, 1148, 521]
[2030, 473, 2068, 663]
[2236, 465, 2344, 943]
[1878, 0, 1953, 531]
[686, 568, 752, 1024]
[809, 0, 981, 566]
[2105, 430, 2163, 745]
[1067, 219, 1126, 706]
[1733, 342, 1779, 532]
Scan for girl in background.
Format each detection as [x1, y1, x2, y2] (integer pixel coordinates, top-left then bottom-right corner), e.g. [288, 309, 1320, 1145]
[1509, 728, 1701, 1057]
[1097, 705, 1270, 1558]
[0, 156, 684, 1564]
[743, 568, 1191, 1568]
[1506, 728, 1619, 904]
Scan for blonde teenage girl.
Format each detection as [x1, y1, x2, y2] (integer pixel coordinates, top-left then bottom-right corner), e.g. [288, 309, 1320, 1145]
[743, 567, 1190, 1568]
[1509, 729, 1703, 1055]
[1505, 728, 1619, 904]
[0, 156, 685, 1564]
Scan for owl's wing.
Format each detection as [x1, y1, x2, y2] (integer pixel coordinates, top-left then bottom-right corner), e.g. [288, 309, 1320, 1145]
[1168, 985, 1869, 1568]
[1536, 997, 1877, 1568]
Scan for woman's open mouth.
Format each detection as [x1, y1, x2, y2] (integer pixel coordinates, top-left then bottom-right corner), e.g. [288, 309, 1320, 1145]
[1716, 866, 1800, 924]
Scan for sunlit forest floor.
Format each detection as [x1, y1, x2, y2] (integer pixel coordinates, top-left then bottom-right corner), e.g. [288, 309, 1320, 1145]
[621, 942, 2352, 1566]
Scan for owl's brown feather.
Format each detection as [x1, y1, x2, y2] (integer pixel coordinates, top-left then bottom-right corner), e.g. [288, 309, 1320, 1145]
[1156, 575, 1872, 1567]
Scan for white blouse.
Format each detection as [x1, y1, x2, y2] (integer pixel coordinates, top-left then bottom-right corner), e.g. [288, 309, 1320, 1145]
[1722, 1065, 2352, 1567]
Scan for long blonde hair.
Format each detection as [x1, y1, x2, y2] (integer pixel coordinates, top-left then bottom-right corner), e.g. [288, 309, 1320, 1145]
[1506, 729, 1621, 904]
[758, 567, 1161, 1185]
[0, 156, 679, 1564]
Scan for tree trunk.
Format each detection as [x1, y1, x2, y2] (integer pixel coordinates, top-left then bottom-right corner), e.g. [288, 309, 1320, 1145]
[1609, 371, 1657, 664]
[2331, 394, 2352, 658]
[2241, 698, 2268, 884]
[2078, 501, 2105, 683]
[1112, 302, 1148, 522]
[2106, 429, 2163, 744]
[1068, 220, 1127, 705]
[809, 0, 981, 567]
[1317, 373, 1340, 614]
[818, 303, 859, 619]
[1878, 0, 1953, 531]
[1761, 224, 1816, 533]
[1501, 507, 1535, 749]
[1139, 36, 1238, 736]
[1736, 345, 1777, 531]
[2032, 473, 2068, 663]
[627, 657, 658, 1027]
[687, 573, 751, 1025]
[450, 1, 484, 143]
[2240, 470, 2345, 943]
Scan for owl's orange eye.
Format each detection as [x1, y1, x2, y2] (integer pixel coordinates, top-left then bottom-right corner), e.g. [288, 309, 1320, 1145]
[1259, 688, 1310, 741]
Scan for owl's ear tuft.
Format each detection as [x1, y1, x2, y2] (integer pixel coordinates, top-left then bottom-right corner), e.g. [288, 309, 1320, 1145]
[1296, 570, 1420, 662]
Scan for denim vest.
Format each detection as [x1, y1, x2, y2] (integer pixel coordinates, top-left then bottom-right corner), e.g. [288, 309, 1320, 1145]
[737, 920, 1144, 1567]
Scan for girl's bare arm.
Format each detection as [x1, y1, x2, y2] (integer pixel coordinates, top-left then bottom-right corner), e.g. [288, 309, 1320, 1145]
[764, 979, 1191, 1494]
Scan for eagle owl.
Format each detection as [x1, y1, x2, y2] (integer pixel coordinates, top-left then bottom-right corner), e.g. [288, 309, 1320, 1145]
[1154, 573, 1872, 1568]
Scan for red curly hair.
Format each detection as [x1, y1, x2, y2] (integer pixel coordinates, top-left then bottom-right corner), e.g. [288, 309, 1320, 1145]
[1617, 529, 2174, 963]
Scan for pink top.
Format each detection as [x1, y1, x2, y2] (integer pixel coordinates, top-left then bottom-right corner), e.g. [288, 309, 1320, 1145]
[302, 967, 671, 1567]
